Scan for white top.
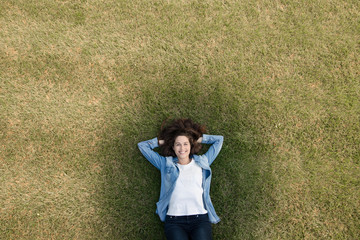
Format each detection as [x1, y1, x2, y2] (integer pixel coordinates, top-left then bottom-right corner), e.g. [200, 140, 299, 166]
[167, 159, 208, 216]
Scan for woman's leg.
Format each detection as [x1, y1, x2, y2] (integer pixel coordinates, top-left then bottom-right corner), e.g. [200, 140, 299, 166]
[189, 214, 212, 240]
[165, 225, 189, 240]
[164, 216, 190, 240]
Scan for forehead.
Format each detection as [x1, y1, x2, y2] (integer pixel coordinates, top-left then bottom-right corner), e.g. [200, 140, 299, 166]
[174, 135, 190, 143]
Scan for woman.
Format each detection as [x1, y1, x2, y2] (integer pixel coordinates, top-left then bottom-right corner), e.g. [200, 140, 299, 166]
[137, 118, 224, 240]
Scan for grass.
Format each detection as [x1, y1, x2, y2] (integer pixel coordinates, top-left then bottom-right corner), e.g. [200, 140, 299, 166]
[1, 0, 359, 239]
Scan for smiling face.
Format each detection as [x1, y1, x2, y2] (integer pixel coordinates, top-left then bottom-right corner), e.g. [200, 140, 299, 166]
[173, 135, 191, 164]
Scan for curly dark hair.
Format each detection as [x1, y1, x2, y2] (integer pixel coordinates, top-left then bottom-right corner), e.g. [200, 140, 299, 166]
[159, 118, 207, 157]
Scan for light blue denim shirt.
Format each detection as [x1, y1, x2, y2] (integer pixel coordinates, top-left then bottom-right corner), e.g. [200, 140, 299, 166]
[137, 134, 224, 224]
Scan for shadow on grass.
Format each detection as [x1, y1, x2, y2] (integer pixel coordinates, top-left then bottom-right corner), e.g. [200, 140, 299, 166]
[96, 115, 165, 239]
[97, 73, 275, 239]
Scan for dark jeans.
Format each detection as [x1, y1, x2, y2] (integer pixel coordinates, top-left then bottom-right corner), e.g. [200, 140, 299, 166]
[164, 214, 212, 240]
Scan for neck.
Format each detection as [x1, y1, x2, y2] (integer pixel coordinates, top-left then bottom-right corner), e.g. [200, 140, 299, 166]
[178, 158, 191, 165]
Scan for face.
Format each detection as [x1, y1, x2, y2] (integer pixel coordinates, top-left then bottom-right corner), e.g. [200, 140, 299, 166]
[173, 135, 191, 162]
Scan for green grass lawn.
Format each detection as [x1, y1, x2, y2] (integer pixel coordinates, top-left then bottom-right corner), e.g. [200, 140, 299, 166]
[1, 0, 359, 239]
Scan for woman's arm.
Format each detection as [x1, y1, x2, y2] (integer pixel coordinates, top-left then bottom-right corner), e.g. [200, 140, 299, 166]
[201, 134, 224, 165]
[137, 137, 165, 170]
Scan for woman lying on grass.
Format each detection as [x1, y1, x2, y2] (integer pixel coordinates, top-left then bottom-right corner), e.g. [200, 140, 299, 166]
[138, 118, 223, 240]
